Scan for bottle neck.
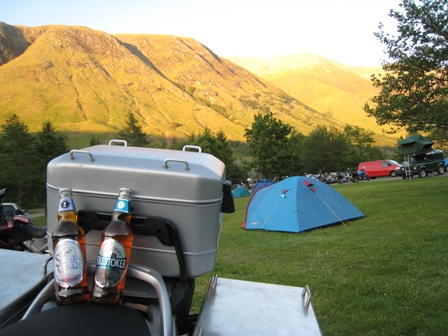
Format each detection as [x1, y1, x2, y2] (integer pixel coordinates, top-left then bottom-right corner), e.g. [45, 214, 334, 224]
[57, 210, 78, 222]
[113, 211, 131, 223]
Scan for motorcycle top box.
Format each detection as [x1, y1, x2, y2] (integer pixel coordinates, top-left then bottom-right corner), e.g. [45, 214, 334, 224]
[46, 142, 233, 278]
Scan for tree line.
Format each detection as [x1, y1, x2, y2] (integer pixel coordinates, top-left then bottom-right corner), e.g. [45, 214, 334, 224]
[244, 112, 383, 181]
[0, 111, 384, 206]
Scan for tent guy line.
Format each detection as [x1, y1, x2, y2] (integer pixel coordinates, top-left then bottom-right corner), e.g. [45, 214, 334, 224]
[304, 180, 346, 225]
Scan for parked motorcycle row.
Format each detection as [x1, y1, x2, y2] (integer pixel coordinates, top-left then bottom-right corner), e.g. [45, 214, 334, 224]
[307, 169, 370, 185]
[0, 188, 48, 253]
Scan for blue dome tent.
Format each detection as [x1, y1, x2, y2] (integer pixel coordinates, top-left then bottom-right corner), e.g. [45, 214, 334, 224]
[243, 176, 364, 233]
[232, 186, 251, 198]
[252, 179, 274, 194]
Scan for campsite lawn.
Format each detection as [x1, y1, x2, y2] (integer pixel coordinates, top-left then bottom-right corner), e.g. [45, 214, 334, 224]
[192, 176, 448, 335]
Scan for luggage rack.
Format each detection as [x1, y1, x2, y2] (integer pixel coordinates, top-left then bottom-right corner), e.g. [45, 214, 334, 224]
[13, 263, 175, 336]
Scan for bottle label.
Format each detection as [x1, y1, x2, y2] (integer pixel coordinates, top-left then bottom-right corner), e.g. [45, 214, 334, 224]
[94, 239, 127, 288]
[59, 197, 76, 212]
[114, 198, 130, 213]
[54, 239, 84, 287]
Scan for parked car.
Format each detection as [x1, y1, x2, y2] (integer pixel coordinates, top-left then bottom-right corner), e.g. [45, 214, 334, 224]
[1, 202, 29, 217]
[358, 160, 403, 179]
[403, 150, 445, 178]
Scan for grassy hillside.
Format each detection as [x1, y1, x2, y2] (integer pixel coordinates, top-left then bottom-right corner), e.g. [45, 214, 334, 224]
[0, 22, 347, 143]
[228, 53, 402, 146]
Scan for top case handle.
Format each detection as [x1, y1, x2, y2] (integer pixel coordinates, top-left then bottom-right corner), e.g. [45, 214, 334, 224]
[69, 150, 94, 162]
[163, 159, 189, 171]
[182, 145, 202, 153]
[108, 139, 128, 147]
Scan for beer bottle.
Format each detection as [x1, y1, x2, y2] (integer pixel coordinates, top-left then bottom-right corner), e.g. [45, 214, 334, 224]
[52, 188, 89, 305]
[91, 187, 134, 305]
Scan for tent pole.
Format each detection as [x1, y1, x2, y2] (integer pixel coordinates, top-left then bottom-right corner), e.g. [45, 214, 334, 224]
[313, 191, 345, 225]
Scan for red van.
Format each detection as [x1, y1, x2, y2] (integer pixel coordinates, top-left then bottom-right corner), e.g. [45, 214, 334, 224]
[358, 160, 403, 178]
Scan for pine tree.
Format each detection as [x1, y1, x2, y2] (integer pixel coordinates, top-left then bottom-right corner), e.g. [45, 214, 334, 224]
[118, 112, 149, 147]
[36, 121, 69, 166]
[35, 121, 69, 200]
[89, 135, 102, 146]
[0, 114, 40, 204]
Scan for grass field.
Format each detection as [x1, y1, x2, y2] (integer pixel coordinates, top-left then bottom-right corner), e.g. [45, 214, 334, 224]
[32, 176, 447, 335]
[191, 176, 448, 335]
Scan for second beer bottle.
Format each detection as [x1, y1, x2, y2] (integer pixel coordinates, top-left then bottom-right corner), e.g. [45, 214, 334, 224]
[91, 187, 134, 305]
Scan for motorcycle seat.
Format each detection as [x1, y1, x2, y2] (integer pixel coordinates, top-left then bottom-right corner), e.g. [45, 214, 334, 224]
[18, 223, 47, 239]
[1, 264, 174, 336]
[0, 302, 152, 336]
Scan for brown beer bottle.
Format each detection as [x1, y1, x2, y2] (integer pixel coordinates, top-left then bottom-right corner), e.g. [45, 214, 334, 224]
[91, 188, 134, 305]
[52, 188, 89, 305]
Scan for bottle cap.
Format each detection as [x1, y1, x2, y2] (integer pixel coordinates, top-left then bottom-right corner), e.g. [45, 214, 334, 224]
[118, 188, 132, 199]
[115, 188, 132, 213]
[59, 188, 73, 197]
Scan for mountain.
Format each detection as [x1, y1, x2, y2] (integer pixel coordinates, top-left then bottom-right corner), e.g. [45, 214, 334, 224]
[227, 54, 398, 145]
[0, 22, 346, 142]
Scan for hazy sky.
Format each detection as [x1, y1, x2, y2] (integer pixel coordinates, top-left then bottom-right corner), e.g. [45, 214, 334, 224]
[1, 0, 402, 66]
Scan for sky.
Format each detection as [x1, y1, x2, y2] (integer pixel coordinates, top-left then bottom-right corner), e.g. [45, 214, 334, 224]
[1, 0, 403, 66]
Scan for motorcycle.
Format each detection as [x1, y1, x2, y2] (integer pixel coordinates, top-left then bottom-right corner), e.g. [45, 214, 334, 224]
[357, 169, 370, 181]
[349, 170, 359, 183]
[323, 173, 336, 184]
[0, 188, 48, 253]
[336, 171, 350, 184]
[336, 169, 359, 184]
[314, 171, 330, 184]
